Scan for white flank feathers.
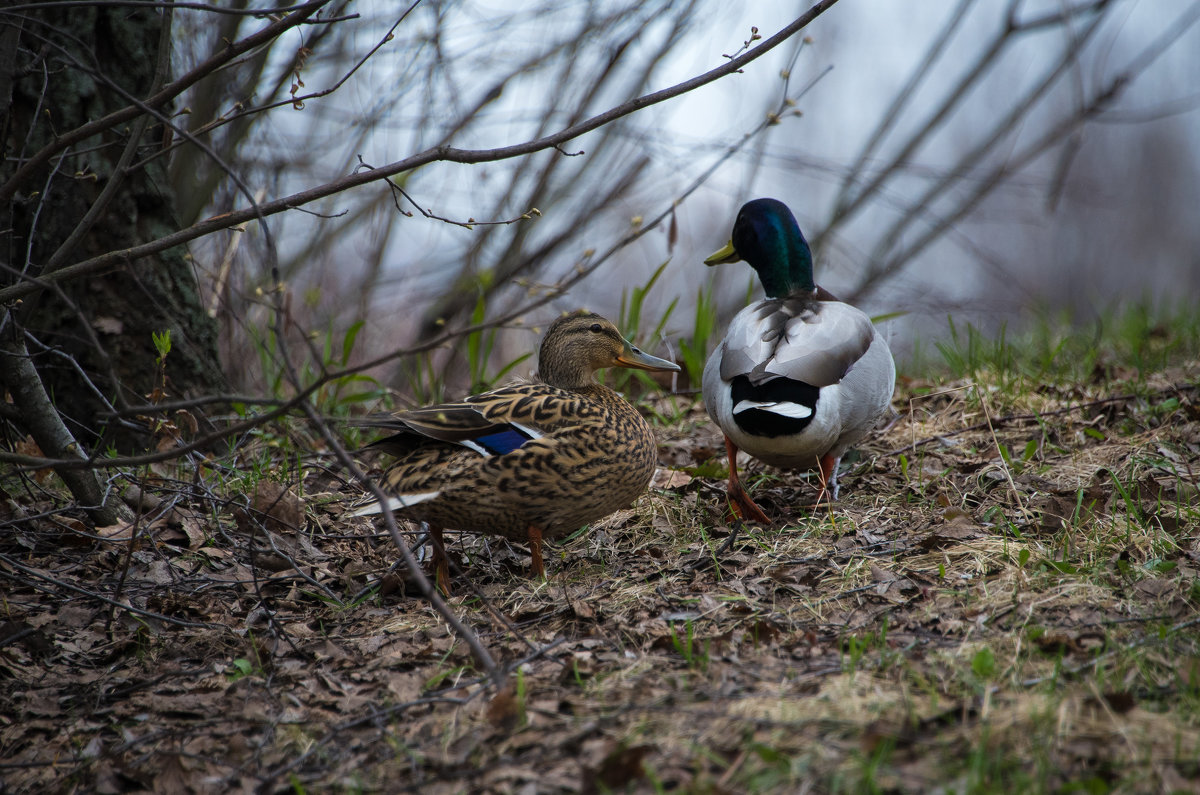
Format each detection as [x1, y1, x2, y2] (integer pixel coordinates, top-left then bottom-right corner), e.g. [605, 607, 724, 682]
[511, 422, 544, 438]
[732, 399, 813, 420]
[352, 490, 441, 517]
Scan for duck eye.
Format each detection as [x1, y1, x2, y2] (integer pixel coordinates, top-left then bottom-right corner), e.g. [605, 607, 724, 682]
[589, 323, 602, 333]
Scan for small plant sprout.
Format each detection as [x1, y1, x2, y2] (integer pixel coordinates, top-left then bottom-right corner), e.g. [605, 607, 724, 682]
[152, 328, 171, 363]
[668, 619, 710, 672]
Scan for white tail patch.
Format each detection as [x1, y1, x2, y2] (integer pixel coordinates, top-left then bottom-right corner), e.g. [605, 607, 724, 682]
[459, 440, 489, 456]
[352, 490, 440, 517]
[511, 422, 544, 438]
[733, 399, 813, 420]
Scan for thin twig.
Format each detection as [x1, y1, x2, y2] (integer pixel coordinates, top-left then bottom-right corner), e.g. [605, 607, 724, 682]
[297, 400, 506, 688]
[0, 2, 331, 205]
[0, 552, 216, 629]
[0, 0, 841, 305]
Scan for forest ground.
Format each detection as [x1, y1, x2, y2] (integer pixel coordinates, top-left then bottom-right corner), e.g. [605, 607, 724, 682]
[2, 337, 1199, 793]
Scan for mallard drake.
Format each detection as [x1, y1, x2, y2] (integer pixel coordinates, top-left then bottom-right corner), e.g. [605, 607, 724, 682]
[702, 198, 895, 522]
[355, 310, 679, 591]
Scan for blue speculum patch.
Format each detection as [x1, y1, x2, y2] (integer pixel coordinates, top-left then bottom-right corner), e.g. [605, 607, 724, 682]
[472, 426, 534, 455]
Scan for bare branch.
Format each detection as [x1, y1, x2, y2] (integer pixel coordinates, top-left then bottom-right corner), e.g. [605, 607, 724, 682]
[0, 551, 215, 629]
[830, 0, 973, 215]
[0, 334, 131, 525]
[0, 0, 840, 305]
[816, 0, 1108, 249]
[1, 1, 354, 18]
[864, 4, 1110, 271]
[296, 399, 506, 687]
[0, 0, 331, 204]
[848, 0, 1200, 303]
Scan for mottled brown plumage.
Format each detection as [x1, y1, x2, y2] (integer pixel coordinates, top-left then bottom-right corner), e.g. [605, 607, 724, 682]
[355, 311, 679, 590]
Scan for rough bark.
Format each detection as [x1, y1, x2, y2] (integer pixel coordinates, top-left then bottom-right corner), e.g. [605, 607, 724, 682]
[1, 5, 225, 452]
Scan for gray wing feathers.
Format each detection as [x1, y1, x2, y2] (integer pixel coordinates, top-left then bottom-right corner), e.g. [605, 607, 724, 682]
[719, 299, 876, 387]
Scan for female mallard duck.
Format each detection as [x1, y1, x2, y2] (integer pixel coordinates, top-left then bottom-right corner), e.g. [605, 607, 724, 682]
[702, 198, 895, 522]
[355, 311, 679, 591]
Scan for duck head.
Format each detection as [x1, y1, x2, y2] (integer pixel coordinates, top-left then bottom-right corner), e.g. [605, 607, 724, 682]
[538, 311, 679, 389]
[705, 198, 815, 299]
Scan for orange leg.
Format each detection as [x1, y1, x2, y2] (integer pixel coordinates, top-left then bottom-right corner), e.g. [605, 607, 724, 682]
[812, 453, 839, 505]
[724, 436, 771, 525]
[428, 524, 451, 596]
[528, 525, 546, 580]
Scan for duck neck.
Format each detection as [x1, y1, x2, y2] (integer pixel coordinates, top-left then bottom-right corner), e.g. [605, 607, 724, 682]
[756, 234, 815, 299]
[538, 354, 594, 390]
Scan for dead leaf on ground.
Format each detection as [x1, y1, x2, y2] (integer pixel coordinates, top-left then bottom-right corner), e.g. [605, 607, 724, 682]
[918, 512, 983, 550]
[94, 518, 163, 545]
[652, 468, 693, 489]
[870, 563, 900, 584]
[237, 481, 305, 535]
[1133, 577, 1176, 598]
[582, 743, 650, 795]
[486, 685, 521, 732]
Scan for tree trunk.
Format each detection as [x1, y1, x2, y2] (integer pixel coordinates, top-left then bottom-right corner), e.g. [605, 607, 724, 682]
[1, 5, 225, 453]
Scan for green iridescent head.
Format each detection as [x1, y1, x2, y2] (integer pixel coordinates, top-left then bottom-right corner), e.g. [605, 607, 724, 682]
[705, 198, 815, 299]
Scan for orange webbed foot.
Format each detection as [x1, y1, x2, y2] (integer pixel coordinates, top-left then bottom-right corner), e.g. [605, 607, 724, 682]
[724, 436, 771, 525]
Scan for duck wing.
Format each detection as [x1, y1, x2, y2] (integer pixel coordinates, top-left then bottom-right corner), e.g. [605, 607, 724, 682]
[354, 384, 589, 516]
[362, 382, 585, 458]
[718, 297, 875, 388]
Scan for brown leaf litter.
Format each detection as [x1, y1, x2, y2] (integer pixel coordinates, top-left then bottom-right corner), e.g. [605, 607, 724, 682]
[1, 364, 1198, 791]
